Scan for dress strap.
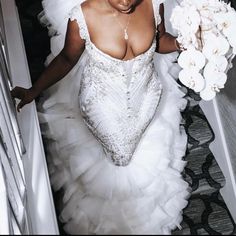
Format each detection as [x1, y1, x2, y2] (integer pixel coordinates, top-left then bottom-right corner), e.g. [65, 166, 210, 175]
[151, 0, 163, 26]
[69, 4, 90, 41]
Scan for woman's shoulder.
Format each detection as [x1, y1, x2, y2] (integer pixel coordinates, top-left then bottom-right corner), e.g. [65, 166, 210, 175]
[80, 0, 110, 27]
[81, 0, 104, 15]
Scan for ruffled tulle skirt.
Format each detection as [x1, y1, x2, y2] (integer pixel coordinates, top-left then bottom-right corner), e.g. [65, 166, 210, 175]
[37, 49, 191, 235]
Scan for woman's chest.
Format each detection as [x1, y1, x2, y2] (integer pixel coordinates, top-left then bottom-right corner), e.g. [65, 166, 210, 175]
[85, 4, 156, 61]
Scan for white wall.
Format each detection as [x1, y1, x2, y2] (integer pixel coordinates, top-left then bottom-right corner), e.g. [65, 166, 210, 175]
[198, 54, 236, 223]
[217, 58, 236, 177]
[0, 0, 59, 234]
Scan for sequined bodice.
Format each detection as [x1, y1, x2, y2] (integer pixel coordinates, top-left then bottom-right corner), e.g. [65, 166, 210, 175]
[70, 1, 163, 166]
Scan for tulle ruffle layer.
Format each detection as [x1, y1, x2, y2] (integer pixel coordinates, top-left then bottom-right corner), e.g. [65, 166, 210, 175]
[38, 51, 191, 235]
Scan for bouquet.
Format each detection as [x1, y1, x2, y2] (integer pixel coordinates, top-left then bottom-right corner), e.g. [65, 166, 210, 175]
[170, 0, 236, 100]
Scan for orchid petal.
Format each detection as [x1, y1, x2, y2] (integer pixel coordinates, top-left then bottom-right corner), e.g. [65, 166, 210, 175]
[178, 49, 206, 70]
[200, 87, 216, 100]
[179, 69, 205, 92]
[202, 34, 230, 59]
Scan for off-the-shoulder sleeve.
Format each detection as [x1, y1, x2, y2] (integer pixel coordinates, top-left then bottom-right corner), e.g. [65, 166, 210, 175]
[69, 4, 90, 41]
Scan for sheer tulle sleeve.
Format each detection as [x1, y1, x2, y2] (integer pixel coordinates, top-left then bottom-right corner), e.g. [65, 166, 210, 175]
[41, 0, 86, 36]
[39, 0, 86, 57]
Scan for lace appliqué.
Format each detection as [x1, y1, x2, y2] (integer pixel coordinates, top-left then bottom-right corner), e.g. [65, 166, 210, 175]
[152, 0, 162, 26]
[68, 4, 89, 40]
[72, 1, 163, 167]
[79, 52, 162, 166]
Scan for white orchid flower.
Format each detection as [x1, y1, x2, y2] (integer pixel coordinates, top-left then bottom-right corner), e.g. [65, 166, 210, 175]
[200, 72, 227, 100]
[203, 56, 228, 79]
[171, 5, 200, 35]
[178, 48, 206, 71]
[171, 0, 235, 100]
[179, 69, 205, 92]
[194, 0, 227, 13]
[190, 0, 209, 9]
[177, 34, 198, 49]
[200, 86, 217, 100]
[211, 0, 228, 13]
[170, 6, 184, 31]
[202, 34, 230, 59]
[215, 11, 236, 37]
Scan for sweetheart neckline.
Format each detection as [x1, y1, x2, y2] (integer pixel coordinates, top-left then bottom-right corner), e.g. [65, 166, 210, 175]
[89, 37, 157, 63]
[78, 1, 158, 63]
[79, 1, 157, 63]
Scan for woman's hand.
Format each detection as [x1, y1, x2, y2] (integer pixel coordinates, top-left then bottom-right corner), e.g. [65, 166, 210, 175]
[11, 86, 39, 112]
[10, 20, 85, 113]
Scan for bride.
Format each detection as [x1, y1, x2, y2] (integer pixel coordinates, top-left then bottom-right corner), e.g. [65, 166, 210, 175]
[11, 0, 191, 234]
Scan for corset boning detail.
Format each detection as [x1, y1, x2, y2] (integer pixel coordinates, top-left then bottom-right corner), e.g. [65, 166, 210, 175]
[78, 40, 162, 166]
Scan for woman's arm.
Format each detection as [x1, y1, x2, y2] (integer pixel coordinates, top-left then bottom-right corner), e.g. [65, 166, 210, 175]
[11, 19, 85, 111]
[156, 4, 180, 54]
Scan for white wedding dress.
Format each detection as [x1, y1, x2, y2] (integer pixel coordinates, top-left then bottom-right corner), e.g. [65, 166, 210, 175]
[38, 0, 191, 234]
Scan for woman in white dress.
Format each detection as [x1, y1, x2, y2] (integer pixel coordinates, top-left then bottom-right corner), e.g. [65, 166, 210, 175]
[12, 0, 191, 234]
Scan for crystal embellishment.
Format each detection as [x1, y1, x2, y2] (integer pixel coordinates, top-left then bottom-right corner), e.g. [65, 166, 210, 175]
[69, 2, 163, 166]
[124, 29, 129, 40]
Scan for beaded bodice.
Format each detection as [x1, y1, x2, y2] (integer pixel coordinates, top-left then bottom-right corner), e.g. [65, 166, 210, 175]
[70, 1, 163, 166]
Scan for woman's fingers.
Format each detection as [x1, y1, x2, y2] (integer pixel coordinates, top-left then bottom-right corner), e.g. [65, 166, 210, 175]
[11, 86, 25, 99]
[16, 100, 25, 112]
[11, 87, 27, 112]
[11, 86, 36, 112]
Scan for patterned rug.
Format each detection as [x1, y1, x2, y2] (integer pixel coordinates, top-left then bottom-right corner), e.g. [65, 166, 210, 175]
[15, 0, 236, 234]
[173, 92, 236, 235]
